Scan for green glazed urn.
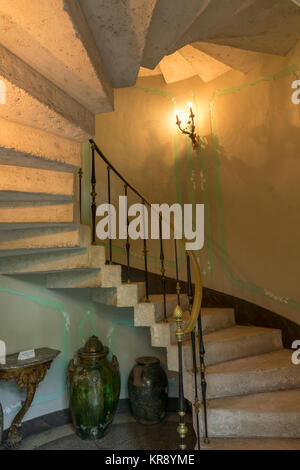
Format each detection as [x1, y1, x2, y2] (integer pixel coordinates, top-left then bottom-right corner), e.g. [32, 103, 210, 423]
[67, 336, 120, 440]
[128, 357, 168, 425]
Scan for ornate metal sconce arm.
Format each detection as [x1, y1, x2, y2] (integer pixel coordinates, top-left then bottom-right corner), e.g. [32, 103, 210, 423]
[175, 108, 199, 149]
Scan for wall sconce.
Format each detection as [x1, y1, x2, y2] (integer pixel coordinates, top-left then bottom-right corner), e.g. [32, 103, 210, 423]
[175, 103, 199, 149]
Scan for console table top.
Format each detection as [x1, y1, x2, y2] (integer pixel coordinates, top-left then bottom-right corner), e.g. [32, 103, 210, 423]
[0, 347, 60, 371]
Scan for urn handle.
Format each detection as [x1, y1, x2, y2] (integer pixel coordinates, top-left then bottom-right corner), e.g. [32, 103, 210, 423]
[67, 359, 75, 387]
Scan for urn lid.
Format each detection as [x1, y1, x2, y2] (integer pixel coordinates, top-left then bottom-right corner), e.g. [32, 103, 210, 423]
[136, 356, 160, 366]
[79, 335, 108, 358]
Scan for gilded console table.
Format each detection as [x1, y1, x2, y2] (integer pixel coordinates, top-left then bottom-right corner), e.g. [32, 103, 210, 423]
[0, 348, 60, 448]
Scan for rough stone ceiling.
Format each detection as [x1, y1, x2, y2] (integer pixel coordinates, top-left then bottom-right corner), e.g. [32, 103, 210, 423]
[138, 41, 287, 84]
[0, 0, 299, 115]
[138, 0, 300, 85]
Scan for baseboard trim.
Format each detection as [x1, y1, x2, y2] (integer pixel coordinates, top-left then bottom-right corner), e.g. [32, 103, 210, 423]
[2, 397, 184, 439]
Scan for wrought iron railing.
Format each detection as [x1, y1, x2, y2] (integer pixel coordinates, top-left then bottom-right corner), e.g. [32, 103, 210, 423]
[83, 138, 209, 450]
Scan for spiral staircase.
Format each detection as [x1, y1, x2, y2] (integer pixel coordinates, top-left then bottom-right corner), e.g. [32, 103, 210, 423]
[0, 0, 299, 450]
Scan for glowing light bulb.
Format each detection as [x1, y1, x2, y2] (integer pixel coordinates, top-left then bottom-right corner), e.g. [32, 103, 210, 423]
[174, 110, 181, 122]
[188, 102, 193, 109]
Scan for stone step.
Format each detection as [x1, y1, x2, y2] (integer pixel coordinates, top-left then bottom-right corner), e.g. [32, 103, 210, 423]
[185, 349, 300, 401]
[46, 265, 122, 289]
[167, 325, 283, 372]
[159, 51, 197, 84]
[0, 44, 93, 141]
[0, 165, 74, 198]
[0, 118, 81, 173]
[0, 245, 106, 274]
[141, 0, 210, 68]
[0, 202, 74, 224]
[199, 389, 300, 438]
[151, 308, 235, 347]
[134, 294, 189, 327]
[179, 45, 231, 82]
[200, 438, 300, 451]
[138, 65, 161, 78]
[200, 308, 236, 334]
[79, 0, 157, 88]
[0, 1, 113, 115]
[0, 222, 77, 230]
[173, 0, 298, 56]
[0, 224, 90, 250]
[192, 42, 279, 74]
[151, 310, 191, 348]
[92, 282, 146, 307]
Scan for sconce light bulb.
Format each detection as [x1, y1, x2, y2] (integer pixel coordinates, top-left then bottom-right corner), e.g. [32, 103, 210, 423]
[188, 102, 193, 109]
[174, 110, 181, 124]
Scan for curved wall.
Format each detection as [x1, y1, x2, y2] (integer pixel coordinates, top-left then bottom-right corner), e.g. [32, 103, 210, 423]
[93, 41, 300, 327]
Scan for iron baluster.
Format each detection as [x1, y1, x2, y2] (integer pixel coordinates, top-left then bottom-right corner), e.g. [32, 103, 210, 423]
[90, 143, 97, 244]
[78, 168, 83, 224]
[124, 184, 130, 283]
[174, 305, 188, 450]
[142, 199, 150, 301]
[107, 166, 112, 264]
[187, 253, 201, 450]
[159, 215, 167, 321]
[174, 239, 181, 306]
[198, 310, 209, 444]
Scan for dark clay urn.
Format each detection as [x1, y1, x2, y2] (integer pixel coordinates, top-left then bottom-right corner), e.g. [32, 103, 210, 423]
[128, 356, 168, 425]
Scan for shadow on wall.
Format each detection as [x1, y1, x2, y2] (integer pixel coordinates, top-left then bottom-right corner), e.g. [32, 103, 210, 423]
[203, 105, 300, 302]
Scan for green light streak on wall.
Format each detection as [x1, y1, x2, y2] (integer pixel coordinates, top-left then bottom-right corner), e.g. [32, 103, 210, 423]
[210, 63, 300, 311]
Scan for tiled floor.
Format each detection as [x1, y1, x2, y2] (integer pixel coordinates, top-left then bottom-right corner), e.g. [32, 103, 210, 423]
[1, 411, 196, 451]
[37, 419, 196, 451]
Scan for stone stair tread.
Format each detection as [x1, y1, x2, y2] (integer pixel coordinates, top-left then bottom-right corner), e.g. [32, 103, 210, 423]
[0, 165, 74, 197]
[0, 43, 94, 140]
[186, 349, 296, 377]
[46, 265, 123, 289]
[0, 118, 81, 172]
[93, 280, 145, 292]
[150, 306, 236, 348]
[206, 349, 296, 375]
[0, 245, 106, 274]
[0, 191, 73, 202]
[79, 0, 157, 89]
[155, 309, 190, 325]
[155, 307, 234, 325]
[92, 280, 145, 306]
[0, 223, 77, 230]
[48, 267, 100, 274]
[0, 202, 74, 224]
[0, 223, 90, 250]
[208, 389, 300, 413]
[0, 246, 84, 257]
[167, 323, 283, 372]
[185, 348, 300, 401]
[201, 438, 300, 451]
[180, 325, 280, 347]
[203, 325, 281, 345]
